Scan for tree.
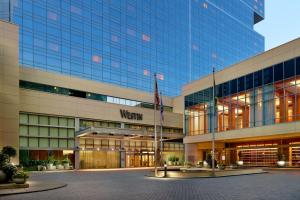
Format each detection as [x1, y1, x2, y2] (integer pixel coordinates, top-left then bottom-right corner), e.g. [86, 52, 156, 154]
[2, 146, 17, 162]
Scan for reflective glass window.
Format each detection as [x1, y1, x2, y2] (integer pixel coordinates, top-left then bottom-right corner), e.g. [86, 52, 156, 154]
[263, 66, 273, 84]
[274, 63, 283, 81]
[237, 77, 245, 92]
[284, 59, 295, 78]
[245, 73, 253, 90]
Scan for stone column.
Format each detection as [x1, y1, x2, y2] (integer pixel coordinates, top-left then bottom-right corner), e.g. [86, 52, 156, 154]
[74, 118, 80, 169]
[185, 143, 199, 164]
[120, 140, 126, 168]
[0, 21, 19, 164]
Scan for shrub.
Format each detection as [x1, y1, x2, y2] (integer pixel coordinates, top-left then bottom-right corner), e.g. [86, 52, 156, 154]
[13, 171, 29, 179]
[2, 146, 17, 161]
[0, 153, 9, 167]
[2, 163, 17, 181]
[47, 155, 55, 164]
[62, 157, 70, 164]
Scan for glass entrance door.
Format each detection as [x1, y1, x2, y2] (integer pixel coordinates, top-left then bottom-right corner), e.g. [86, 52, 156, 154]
[126, 152, 154, 167]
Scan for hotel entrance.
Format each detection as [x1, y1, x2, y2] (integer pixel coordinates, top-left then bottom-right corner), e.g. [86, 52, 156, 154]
[126, 151, 154, 167]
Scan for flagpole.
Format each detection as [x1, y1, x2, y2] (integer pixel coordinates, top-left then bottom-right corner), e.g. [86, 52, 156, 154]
[160, 92, 163, 167]
[154, 74, 158, 177]
[212, 67, 216, 177]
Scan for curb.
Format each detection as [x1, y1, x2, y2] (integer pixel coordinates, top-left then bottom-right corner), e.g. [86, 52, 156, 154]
[0, 182, 67, 196]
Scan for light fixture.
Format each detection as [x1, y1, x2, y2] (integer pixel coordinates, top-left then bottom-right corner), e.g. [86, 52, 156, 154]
[290, 80, 300, 86]
[232, 95, 250, 103]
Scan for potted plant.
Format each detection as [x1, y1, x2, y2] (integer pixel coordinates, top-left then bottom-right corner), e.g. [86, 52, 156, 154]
[37, 160, 46, 171]
[13, 171, 29, 184]
[2, 163, 17, 182]
[236, 151, 243, 166]
[168, 156, 175, 166]
[277, 152, 286, 167]
[174, 157, 179, 166]
[218, 163, 225, 170]
[62, 157, 70, 169]
[47, 155, 55, 170]
[55, 160, 64, 170]
[0, 153, 9, 183]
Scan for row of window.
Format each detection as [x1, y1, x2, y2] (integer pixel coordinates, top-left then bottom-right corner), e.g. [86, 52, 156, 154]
[20, 113, 75, 127]
[20, 137, 74, 149]
[79, 138, 184, 151]
[19, 113, 75, 149]
[20, 80, 173, 111]
[185, 56, 300, 107]
[20, 126, 75, 139]
[80, 120, 183, 134]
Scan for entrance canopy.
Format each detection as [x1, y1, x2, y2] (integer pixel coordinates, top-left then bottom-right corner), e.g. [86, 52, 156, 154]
[76, 126, 183, 141]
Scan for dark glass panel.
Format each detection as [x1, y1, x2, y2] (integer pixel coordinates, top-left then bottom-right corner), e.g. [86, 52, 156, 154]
[230, 79, 237, 94]
[284, 59, 295, 78]
[69, 89, 86, 98]
[245, 73, 253, 90]
[237, 76, 245, 92]
[263, 66, 273, 84]
[87, 93, 107, 101]
[296, 57, 300, 75]
[223, 82, 230, 96]
[253, 70, 262, 87]
[216, 84, 223, 97]
[274, 63, 283, 81]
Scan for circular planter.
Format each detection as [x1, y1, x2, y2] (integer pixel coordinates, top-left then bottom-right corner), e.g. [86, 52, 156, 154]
[13, 177, 27, 184]
[0, 170, 7, 183]
[277, 160, 285, 167]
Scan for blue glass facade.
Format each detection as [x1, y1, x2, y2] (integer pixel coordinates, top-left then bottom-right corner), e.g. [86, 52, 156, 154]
[1, 0, 264, 96]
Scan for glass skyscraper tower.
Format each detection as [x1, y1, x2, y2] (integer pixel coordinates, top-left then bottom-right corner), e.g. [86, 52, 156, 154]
[0, 0, 264, 96]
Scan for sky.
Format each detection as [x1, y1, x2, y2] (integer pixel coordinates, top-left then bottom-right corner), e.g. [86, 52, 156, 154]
[255, 0, 300, 50]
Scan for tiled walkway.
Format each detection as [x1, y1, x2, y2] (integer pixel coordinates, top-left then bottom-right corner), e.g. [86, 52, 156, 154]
[1, 169, 300, 200]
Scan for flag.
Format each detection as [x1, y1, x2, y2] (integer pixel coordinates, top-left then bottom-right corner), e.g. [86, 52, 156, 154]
[154, 74, 160, 107]
[160, 92, 164, 121]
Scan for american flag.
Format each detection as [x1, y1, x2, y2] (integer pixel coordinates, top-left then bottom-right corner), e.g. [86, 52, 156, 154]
[154, 74, 160, 107]
[160, 93, 164, 121]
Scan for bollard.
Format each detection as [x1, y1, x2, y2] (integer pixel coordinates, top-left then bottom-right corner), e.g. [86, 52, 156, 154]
[164, 162, 167, 178]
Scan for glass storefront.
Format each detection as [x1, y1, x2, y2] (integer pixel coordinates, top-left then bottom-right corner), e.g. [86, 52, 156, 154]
[185, 56, 300, 136]
[79, 137, 184, 169]
[126, 151, 154, 168]
[80, 151, 120, 169]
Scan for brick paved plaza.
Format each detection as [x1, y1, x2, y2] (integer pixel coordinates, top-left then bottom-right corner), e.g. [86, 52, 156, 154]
[1, 169, 300, 200]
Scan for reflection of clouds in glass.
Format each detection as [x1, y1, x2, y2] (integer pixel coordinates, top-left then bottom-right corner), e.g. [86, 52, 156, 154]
[111, 61, 120, 68]
[157, 73, 164, 80]
[143, 69, 150, 76]
[192, 44, 199, 51]
[111, 35, 119, 42]
[70, 5, 81, 15]
[92, 55, 101, 63]
[142, 34, 150, 42]
[48, 43, 59, 51]
[34, 38, 44, 47]
[127, 5, 135, 12]
[71, 49, 80, 57]
[48, 11, 58, 20]
[127, 28, 136, 37]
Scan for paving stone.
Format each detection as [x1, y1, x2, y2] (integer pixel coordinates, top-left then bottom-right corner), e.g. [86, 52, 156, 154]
[1, 170, 300, 200]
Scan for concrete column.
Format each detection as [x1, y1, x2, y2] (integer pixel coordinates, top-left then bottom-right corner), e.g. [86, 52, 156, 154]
[185, 143, 199, 164]
[74, 118, 80, 169]
[120, 140, 126, 168]
[0, 21, 19, 164]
